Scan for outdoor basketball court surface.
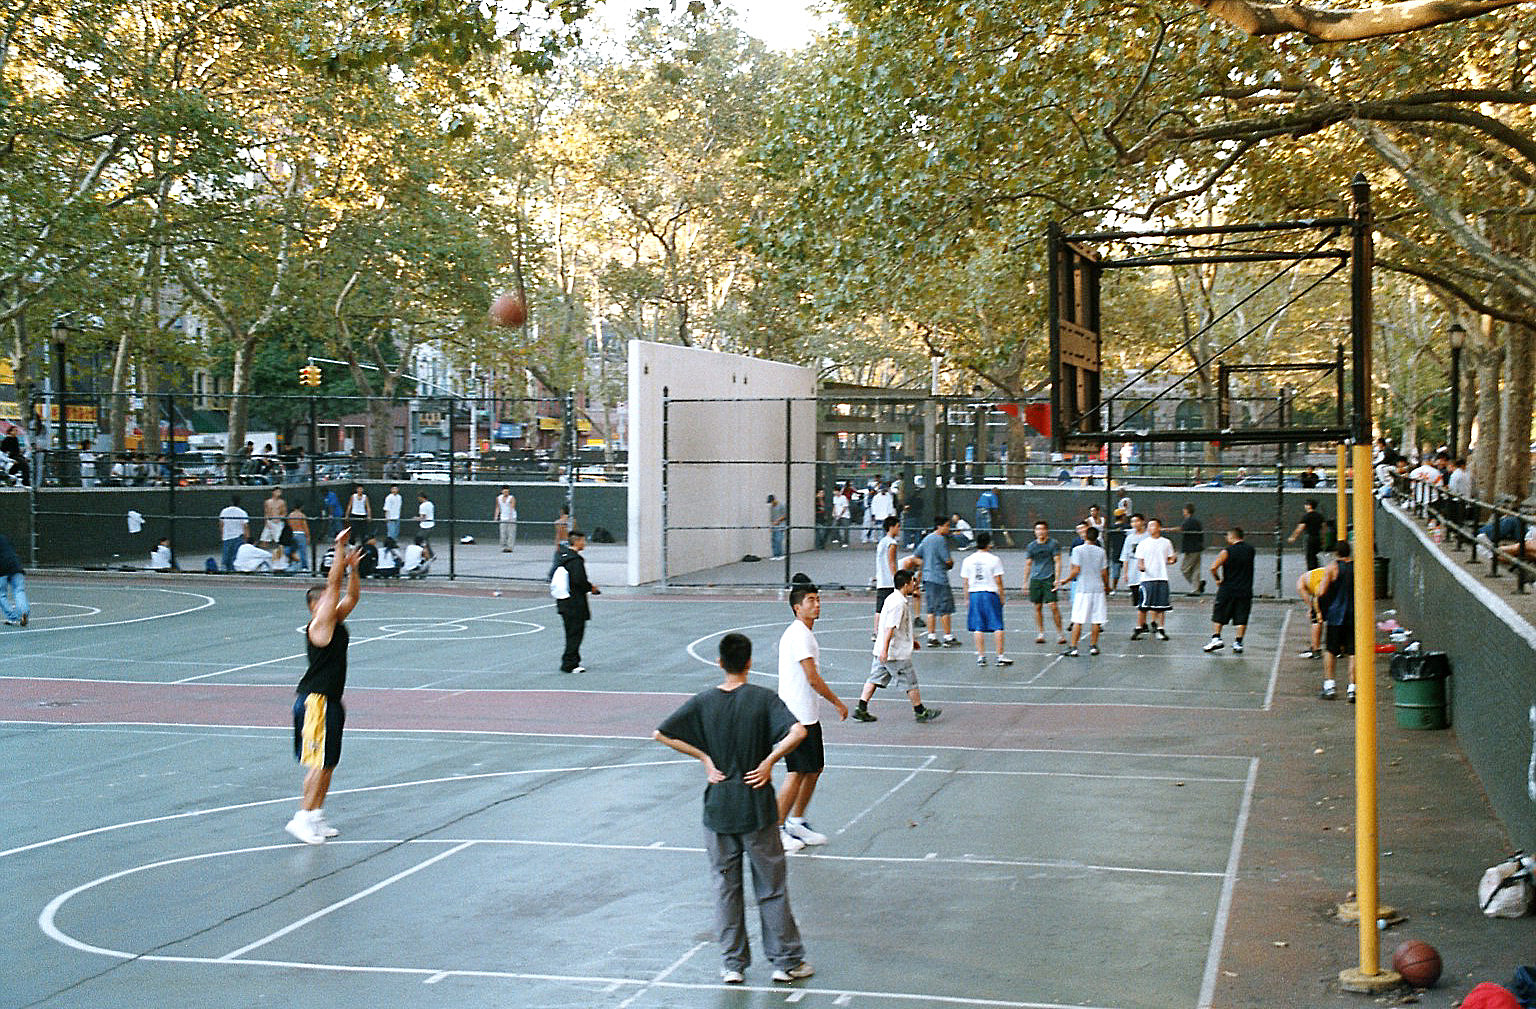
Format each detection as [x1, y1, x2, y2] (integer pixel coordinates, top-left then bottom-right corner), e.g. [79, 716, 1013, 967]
[5, 574, 1297, 1008]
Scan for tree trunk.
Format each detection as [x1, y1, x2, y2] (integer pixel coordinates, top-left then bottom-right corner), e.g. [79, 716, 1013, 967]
[227, 338, 254, 479]
[9, 301, 36, 448]
[1498, 323, 1535, 501]
[108, 329, 132, 456]
[1469, 316, 1504, 499]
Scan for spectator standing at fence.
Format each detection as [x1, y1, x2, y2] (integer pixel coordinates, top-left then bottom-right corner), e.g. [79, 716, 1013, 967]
[218, 496, 250, 572]
[1408, 455, 1442, 511]
[915, 515, 960, 647]
[1202, 527, 1256, 654]
[767, 495, 787, 559]
[1179, 503, 1206, 596]
[1289, 499, 1329, 571]
[323, 489, 343, 539]
[1133, 518, 1176, 641]
[869, 482, 896, 540]
[975, 486, 1000, 537]
[776, 575, 847, 853]
[1085, 504, 1106, 537]
[79, 440, 97, 487]
[287, 504, 311, 572]
[383, 485, 403, 540]
[1, 434, 30, 487]
[1318, 540, 1356, 702]
[1300, 465, 1321, 489]
[1446, 457, 1472, 524]
[652, 632, 811, 986]
[345, 485, 372, 539]
[262, 487, 287, 545]
[494, 486, 518, 552]
[552, 530, 599, 673]
[0, 530, 28, 627]
[830, 485, 851, 546]
[415, 491, 435, 545]
[286, 528, 361, 845]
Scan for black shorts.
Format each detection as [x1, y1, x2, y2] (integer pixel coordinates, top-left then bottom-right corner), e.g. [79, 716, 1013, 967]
[1137, 580, 1171, 612]
[785, 721, 825, 774]
[1324, 623, 1355, 656]
[294, 693, 345, 769]
[875, 586, 894, 614]
[1211, 594, 1252, 627]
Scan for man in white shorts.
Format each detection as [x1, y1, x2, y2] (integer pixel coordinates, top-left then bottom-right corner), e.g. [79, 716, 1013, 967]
[1133, 518, 1177, 641]
[852, 569, 940, 723]
[1058, 525, 1110, 656]
[960, 531, 1011, 666]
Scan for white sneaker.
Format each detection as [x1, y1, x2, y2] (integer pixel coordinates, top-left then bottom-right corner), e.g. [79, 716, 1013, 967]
[1203, 638, 1224, 652]
[313, 812, 340, 838]
[284, 812, 326, 844]
[721, 969, 745, 984]
[1233, 641, 1245, 654]
[779, 826, 806, 853]
[784, 818, 828, 845]
[772, 963, 815, 982]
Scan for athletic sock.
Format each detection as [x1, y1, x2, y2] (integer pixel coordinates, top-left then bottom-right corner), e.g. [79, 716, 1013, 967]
[1236, 637, 1243, 646]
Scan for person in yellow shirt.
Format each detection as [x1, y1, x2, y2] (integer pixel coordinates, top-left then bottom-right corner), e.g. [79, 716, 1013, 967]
[1295, 563, 1329, 660]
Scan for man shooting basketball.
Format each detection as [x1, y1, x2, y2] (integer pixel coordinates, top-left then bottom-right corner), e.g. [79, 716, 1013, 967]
[286, 527, 362, 844]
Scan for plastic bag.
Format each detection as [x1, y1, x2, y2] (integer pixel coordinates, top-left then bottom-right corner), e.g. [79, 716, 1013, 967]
[1480, 853, 1534, 918]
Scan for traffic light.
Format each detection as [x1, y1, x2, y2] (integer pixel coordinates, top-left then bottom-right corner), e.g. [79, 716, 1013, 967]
[299, 364, 322, 387]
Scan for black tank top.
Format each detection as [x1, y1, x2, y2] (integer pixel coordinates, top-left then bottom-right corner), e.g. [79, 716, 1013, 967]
[298, 622, 349, 699]
[1217, 541, 1256, 598]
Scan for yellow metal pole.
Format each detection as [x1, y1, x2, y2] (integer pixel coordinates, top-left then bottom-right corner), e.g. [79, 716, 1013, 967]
[1352, 442, 1380, 975]
[1336, 443, 1349, 544]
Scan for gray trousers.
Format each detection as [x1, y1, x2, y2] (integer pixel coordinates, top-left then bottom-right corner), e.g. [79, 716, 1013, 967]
[704, 822, 805, 971]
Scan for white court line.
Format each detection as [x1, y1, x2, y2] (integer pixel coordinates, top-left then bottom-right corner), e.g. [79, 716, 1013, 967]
[172, 602, 553, 684]
[1, 719, 1255, 762]
[0, 758, 691, 860]
[615, 940, 708, 1009]
[1197, 758, 1260, 1009]
[218, 841, 475, 960]
[11, 589, 215, 633]
[0, 719, 1254, 760]
[684, 615, 870, 667]
[836, 754, 937, 836]
[1023, 654, 1065, 685]
[1263, 608, 1292, 711]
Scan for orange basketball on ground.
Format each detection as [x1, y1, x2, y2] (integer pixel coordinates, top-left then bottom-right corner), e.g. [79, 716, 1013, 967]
[489, 294, 527, 328]
[1391, 939, 1442, 987]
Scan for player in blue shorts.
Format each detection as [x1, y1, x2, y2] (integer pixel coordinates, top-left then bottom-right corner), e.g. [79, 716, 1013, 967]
[960, 531, 1011, 666]
[287, 527, 362, 844]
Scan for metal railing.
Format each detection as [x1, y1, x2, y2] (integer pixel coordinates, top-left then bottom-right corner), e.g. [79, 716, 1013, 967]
[1399, 474, 1535, 593]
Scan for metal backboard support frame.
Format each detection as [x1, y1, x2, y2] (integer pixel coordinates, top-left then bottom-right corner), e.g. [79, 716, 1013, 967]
[1048, 196, 1370, 452]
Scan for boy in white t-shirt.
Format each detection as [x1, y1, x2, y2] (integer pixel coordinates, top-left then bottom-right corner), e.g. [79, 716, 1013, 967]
[852, 569, 940, 723]
[776, 576, 848, 853]
[1113, 513, 1148, 604]
[871, 516, 901, 641]
[1057, 526, 1110, 656]
[959, 531, 1011, 666]
[1132, 519, 1177, 641]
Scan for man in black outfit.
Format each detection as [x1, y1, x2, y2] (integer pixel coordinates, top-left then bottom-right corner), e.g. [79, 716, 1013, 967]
[1202, 527, 1257, 654]
[1289, 498, 1330, 571]
[553, 529, 599, 673]
[287, 527, 361, 844]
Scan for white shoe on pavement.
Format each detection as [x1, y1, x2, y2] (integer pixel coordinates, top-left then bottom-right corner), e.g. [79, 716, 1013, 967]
[784, 818, 828, 845]
[284, 812, 326, 844]
[779, 826, 806, 853]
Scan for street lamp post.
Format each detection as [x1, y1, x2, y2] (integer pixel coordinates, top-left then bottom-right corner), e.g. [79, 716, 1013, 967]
[1448, 322, 1466, 457]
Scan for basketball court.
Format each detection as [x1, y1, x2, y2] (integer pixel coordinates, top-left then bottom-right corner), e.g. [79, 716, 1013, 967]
[1, 573, 1283, 1009]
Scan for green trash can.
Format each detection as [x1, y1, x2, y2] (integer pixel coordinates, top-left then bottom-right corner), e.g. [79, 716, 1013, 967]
[1389, 652, 1449, 730]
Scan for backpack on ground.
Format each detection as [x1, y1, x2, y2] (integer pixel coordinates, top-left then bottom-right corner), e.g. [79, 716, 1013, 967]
[1479, 853, 1534, 917]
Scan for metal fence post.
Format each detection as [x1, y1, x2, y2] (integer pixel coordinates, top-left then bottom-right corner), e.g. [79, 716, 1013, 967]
[661, 389, 670, 589]
[784, 397, 792, 587]
[448, 397, 457, 580]
[1275, 458, 1285, 596]
[166, 390, 177, 564]
[308, 395, 318, 573]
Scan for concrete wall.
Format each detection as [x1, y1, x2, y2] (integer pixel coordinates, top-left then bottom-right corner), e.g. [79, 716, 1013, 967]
[0, 481, 626, 568]
[627, 341, 817, 585]
[1377, 502, 1536, 849]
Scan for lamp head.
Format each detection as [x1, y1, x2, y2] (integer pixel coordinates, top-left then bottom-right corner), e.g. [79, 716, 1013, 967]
[1449, 321, 1467, 349]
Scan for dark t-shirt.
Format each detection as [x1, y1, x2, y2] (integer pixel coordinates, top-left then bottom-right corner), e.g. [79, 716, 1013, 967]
[1300, 471, 1321, 489]
[1299, 511, 1326, 545]
[1025, 538, 1060, 581]
[1216, 541, 1256, 599]
[658, 683, 799, 834]
[298, 622, 349, 699]
[0, 533, 21, 576]
[1180, 517, 1205, 553]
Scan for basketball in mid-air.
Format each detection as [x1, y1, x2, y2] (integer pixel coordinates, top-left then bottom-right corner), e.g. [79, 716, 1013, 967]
[1391, 940, 1442, 987]
[489, 293, 527, 328]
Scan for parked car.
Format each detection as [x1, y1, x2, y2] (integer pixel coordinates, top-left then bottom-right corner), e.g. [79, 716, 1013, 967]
[1234, 474, 1305, 488]
[173, 452, 226, 485]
